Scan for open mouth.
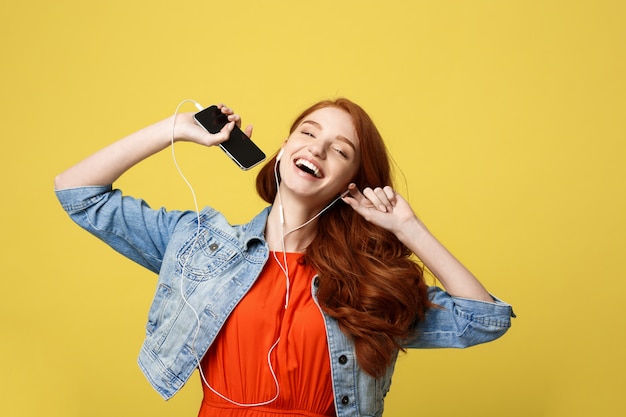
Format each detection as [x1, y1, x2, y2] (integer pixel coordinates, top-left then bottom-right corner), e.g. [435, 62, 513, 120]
[295, 158, 322, 178]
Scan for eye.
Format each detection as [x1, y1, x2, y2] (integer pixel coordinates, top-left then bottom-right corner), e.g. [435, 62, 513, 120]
[301, 130, 315, 138]
[334, 147, 348, 158]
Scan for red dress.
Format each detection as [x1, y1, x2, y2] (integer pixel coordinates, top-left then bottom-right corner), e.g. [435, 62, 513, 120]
[198, 252, 336, 417]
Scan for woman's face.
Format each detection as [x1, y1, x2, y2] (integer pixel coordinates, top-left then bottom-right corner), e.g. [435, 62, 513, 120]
[279, 106, 360, 205]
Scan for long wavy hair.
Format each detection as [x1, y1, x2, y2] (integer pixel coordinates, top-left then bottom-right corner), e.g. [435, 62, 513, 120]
[256, 98, 432, 378]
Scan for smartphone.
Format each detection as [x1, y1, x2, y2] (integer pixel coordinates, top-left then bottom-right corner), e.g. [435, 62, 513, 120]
[194, 105, 266, 170]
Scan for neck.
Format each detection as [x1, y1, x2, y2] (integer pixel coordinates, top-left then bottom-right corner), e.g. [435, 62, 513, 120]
[265, 185, 347, 252]
[266, 204, 319, 252]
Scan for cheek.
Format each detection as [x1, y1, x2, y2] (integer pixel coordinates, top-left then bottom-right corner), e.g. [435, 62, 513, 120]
[347, 156, 361, 181]
[337, 163, 359, 186]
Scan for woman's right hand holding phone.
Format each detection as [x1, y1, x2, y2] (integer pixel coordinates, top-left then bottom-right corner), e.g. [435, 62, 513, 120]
[176, 104, 253, 147]
[54, 103, 252, 190]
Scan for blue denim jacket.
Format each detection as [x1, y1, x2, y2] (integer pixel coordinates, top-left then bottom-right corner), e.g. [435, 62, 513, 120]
[56, 185, 514, 417]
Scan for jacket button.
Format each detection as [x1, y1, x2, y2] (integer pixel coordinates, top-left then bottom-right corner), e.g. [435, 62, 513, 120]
[338, 355, 348, 365]
[209, 243, 218, 251]
[313, 277, 320, 287]
[341, 396, 350, 405]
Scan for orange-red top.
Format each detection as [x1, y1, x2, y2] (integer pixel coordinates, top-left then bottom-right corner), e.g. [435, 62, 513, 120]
[198, 252, 335, 417]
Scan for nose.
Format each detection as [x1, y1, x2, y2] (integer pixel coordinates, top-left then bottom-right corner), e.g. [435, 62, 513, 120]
[308, 141, 327, 159]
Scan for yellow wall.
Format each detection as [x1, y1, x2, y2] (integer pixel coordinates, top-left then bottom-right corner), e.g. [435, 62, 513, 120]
[2, 1, 624, 416]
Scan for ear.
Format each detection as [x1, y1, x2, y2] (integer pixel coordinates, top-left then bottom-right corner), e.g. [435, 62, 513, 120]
[276, 139, 288, 161]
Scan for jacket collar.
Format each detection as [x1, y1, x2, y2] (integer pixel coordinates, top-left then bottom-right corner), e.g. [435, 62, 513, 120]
[242, 206, 271, 247]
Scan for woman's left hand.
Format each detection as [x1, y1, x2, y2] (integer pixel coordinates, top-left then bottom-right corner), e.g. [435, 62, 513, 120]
[342, 182, 494, 302]
[342, 183, 420, 237]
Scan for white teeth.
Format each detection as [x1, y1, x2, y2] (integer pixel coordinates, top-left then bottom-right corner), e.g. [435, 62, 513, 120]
[295, 158, 321, 178]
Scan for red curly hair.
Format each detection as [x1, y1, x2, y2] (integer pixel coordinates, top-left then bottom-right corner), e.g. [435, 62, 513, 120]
[256, 98, 432, 378]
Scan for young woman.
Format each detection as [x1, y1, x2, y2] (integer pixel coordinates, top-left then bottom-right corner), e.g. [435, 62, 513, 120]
[55, 98, 513, 417]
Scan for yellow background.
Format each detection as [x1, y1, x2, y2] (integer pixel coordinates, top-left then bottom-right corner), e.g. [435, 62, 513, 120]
[1, 0, 624, 416]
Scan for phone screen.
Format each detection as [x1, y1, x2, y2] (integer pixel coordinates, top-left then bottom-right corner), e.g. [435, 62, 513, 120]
[194, 105, 266, 170]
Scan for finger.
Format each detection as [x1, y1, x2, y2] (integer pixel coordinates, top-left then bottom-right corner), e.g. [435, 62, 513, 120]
[342, 184, 369, 212]
[381, 186, 397, 208]
[218, 104, 233, 115]
[215, 120, 235, 142]
[227, 113, 242, 128]
[344, 183, 369, 205]
[244, 124, 254, 138]
[371, 186, 397, 211]
[363, 187, 389, 213]
[373, 187, 391, 205]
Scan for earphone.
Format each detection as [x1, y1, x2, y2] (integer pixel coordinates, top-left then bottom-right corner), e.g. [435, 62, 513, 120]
[272, 150, 349, 308]
[171, 100, 280, 407]
[170, 100, 348, 407]
[276, 148, 285, 224]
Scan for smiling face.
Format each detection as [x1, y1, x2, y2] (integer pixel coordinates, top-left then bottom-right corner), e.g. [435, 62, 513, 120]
[278, 106, 360, 205]
[255, 98, 392, 211]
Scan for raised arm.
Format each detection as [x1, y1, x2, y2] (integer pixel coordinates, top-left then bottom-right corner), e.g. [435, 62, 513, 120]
[343, 184, 494, 302]
[54, 106, 248, 190]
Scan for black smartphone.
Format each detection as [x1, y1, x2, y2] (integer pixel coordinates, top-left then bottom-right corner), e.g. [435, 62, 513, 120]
[194, 105, 266, 170]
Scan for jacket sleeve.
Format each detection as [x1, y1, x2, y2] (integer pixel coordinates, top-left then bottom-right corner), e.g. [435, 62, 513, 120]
[55, 185, 191, 274]
[404, 286, 515, 349]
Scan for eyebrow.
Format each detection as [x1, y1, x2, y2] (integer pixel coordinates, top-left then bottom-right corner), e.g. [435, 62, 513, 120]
[301, 120, 357, 151]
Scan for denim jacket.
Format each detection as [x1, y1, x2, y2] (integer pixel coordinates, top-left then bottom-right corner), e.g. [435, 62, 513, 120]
[56, 185, 514, 417]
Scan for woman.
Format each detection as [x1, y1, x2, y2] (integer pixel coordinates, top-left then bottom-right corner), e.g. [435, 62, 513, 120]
[55, 98, 513, 417]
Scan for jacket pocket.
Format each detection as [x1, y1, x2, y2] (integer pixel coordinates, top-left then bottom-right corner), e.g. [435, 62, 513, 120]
[175, 228, 240, 281]
[145, 282, 172, 335]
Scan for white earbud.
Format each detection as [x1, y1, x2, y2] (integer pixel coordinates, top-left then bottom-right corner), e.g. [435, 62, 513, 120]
[276, 148, 284, 162]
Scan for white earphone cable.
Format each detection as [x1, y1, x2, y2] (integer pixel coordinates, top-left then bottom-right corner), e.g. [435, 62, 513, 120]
[170, 102, 349, 406]
[272, 155, 349, 309]
[171, 100, 280, 407]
